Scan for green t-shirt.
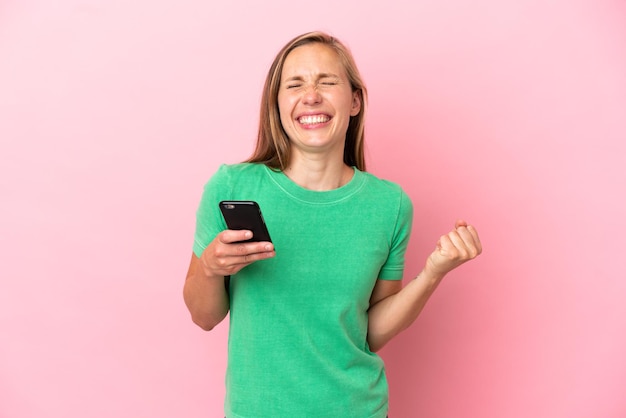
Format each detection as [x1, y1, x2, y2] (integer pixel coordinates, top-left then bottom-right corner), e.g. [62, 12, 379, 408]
[193, 163, 413, 418]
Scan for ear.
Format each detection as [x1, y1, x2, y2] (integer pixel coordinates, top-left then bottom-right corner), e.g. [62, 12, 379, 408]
[350, 91, 362, 116]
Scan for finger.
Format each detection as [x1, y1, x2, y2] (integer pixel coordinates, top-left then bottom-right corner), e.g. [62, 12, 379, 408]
[238, 248, 276, 264]
[446, 230, 469, 258]
[461, 225, 482, 255]
[233, 241, 274, 256]
[456, 228, 481, 258]
[466, 225, 482, 254]
[215, 244, 276, 275]
[218, 229, 253, 244]
[437, 234, 456, 255]
[212, 234, 273, 261]
[455, 219, 468, 229]
[224, 250, 275, 274]
[457, 224, 484, 258]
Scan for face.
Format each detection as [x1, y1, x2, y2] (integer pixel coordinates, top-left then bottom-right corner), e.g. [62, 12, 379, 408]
[277, 43, 361, 160]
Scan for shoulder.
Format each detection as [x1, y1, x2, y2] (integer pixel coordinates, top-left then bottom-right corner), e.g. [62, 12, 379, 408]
[214, 162, 267, 176]
[207, 162, 268, 185]
[358, 170, 413, 217]
[360, 170, 410, 199]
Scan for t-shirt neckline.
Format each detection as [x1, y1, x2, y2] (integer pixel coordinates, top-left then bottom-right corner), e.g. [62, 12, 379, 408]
[263, 165, 366, 205]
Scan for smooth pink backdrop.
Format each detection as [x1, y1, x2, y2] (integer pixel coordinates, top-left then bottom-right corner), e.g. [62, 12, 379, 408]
[1, 1, 625, 417]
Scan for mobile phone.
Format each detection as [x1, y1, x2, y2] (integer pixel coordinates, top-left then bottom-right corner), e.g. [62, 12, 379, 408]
[219, 201, 272, 243]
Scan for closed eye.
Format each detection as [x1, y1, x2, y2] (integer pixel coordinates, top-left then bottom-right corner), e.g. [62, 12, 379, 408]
[319, 76, 339, 86]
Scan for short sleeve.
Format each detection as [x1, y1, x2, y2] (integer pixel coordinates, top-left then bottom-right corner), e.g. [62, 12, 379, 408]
[192, 165, 231, 257]
[377, 189, 414, 280]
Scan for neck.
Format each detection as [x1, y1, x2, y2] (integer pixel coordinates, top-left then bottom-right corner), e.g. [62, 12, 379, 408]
[284, 155, 353, 191]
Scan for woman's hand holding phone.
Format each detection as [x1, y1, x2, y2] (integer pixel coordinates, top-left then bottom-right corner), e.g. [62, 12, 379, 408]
[185, 229, 273, 331]
[186, 200, 274, 331]
[199, 229, 275, 278]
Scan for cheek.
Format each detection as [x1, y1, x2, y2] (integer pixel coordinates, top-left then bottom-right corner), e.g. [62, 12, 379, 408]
[277, 96, 295, 124]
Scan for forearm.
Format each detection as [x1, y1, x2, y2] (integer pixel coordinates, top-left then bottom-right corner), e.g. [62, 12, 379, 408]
[367, 269, 444, 352]
[183, 255, 230, 331]
[367, 221, 483, 351]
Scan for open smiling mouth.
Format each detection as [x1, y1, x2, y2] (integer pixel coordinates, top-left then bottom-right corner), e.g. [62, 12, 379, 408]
[298, 114, 331, 125]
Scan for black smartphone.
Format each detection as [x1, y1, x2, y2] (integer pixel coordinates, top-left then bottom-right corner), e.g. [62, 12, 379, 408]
[219, 200, 272, 243]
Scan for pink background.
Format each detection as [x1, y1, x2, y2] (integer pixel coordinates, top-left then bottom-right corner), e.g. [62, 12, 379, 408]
[1, 1, 625, 417]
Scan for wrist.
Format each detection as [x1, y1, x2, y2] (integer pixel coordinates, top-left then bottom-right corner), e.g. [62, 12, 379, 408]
[198, 255, 222, 281]
[419, 263, 447, 285]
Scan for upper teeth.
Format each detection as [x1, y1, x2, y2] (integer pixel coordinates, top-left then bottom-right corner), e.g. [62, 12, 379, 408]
[299, 115, 329, 124]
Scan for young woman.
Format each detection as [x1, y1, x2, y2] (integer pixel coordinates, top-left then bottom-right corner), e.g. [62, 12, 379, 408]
[184, 31, 482, 418]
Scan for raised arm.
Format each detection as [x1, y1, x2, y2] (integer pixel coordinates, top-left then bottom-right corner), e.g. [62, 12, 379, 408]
[367, 220, 482, 352]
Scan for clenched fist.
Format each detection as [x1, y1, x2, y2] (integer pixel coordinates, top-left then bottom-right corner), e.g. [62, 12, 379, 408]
[425, 220, 482, 279]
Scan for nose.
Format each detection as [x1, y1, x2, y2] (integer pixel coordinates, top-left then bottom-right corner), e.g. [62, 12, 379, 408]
[302, 85, 321, 105]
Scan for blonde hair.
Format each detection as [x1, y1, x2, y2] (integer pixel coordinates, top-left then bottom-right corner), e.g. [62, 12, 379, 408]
[246, 31, 368, 171]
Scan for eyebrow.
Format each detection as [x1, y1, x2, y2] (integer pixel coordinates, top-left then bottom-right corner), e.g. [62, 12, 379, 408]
[283, 73, 341, 83]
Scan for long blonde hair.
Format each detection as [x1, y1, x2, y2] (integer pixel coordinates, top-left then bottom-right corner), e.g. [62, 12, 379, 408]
[246, 31, 368, 171]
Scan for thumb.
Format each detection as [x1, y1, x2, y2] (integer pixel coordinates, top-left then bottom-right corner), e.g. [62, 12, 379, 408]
[455, 219, 468, 229]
